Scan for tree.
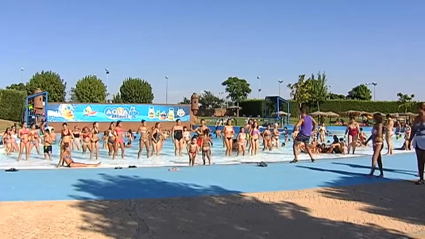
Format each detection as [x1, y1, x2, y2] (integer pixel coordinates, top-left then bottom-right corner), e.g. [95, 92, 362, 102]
[6, 83, 27, 92]
[119, 78, 154, 103]
[287, 74, 312, 110]
[329, 93, 346, 100]
[26, 71, 67, 102]
[111, 93, 123, 103]
[199, 91, 224, 111]
[221, 77, 252, 103]
[70, 75, 107, 103]
[397, 92, 415, 113]
[306, 72, 329, 111]
[347, 84, 372, 101]
[178, 97, 191, 104]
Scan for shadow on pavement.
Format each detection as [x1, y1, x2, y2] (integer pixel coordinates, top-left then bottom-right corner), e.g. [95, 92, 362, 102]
[298, 165, 425, 237]
[70, 173, 409, 239]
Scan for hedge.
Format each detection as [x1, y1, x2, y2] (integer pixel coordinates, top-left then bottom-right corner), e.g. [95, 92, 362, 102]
[239, 99, 417, 117]
[0, 89, 27, 122]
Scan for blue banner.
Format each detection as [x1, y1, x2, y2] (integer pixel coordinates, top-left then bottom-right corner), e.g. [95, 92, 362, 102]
[46, 103, 191, 122]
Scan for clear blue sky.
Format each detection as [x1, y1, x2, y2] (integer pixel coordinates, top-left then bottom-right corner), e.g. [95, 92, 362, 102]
[1, 0, 424, 103]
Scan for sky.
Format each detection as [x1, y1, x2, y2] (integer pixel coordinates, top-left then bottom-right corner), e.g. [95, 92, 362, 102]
[1, 0, 424, 103]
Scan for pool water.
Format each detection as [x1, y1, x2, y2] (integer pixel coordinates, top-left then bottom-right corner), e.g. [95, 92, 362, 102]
[0, 126, 409, 169]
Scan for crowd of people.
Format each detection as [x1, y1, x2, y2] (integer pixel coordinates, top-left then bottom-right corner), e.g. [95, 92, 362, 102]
[1, 103, 425, 185]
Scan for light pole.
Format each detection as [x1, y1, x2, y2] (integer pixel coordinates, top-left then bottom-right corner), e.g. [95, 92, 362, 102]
[105, 68, 109, 100]
[165, 76, 169, 104]
[278, 79, 283, 96]
[366, 82, 377, 101]
[257, 76, 261, 99]
[21, 68, 24, 83]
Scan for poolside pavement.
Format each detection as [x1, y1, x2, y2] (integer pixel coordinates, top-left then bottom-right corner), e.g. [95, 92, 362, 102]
[1, 180, 425, 239]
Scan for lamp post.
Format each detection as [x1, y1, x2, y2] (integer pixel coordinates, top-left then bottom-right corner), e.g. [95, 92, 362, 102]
[21, 68, 24, 83]
[105, 68, 109, 100]
[278, 79, 283, 96]
[257, 76, 261, 99]
[165, 76, 169, 104]
[366, 82, 377, 101]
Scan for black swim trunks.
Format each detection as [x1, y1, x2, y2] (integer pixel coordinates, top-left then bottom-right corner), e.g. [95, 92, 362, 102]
[295, 133, 310, 145]
[43, 145, 52, 154]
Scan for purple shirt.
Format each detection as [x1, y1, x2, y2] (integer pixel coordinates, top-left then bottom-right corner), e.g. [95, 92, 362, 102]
[300, 115, 313, 136]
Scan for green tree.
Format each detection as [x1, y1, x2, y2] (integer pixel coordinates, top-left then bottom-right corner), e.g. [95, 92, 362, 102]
[70, 75, 107, 103]
[26, 71, 67, 102]
[287, 74, 312, 110]
[347, 84, 372, 100]
[221, 77, 252, 103]
[178, 97, 191, 104]
[111, 93, 123, 103]
[397, 92, 415, 113]
[306, 72, 329, 111]
[329, 93, 346, 100]
[199, 91, 224, 111]
[6, 83, 27, 92]
[119, 77, 154, 103]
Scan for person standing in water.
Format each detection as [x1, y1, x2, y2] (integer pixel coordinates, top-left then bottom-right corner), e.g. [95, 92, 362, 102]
[114, 121, 125, 159]
[172, 119, 184, 156]
[344, 118, 360, 154]
[137, 120, 150, 159]
[365, 113, 384, 177]
[290, 106, 316, 163]
[223, 119, 234, 156]
[385, 114, 394, 155]
[410, 102, 425, 185]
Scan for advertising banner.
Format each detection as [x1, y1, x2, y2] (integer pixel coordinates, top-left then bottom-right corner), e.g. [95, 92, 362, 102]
[46, 103, 191, 122]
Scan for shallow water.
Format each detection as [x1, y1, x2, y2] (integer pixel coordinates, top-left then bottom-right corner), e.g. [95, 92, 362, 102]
[0, 127, 408, 169]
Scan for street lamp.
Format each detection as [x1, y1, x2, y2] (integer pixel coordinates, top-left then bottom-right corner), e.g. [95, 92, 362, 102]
[165, 76, 169, 104]
[21, 68, 24, 83]
[105, 68, 110, 99]
[278, 79, 283, 96]
[365, 82, 377, 101]
[257, 76, 261, 99]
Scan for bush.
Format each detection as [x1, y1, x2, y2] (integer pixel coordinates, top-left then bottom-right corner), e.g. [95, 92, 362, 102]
[239, 99, 417, 117]
[0, 89, 27, 121]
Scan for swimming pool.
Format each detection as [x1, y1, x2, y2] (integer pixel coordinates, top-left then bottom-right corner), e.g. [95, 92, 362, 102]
[0, 126, 408, 169]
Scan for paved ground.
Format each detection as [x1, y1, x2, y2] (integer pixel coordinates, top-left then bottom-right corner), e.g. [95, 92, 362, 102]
[1, 180, 424, 239]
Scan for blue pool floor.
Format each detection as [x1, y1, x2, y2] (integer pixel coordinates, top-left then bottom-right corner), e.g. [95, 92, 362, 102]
[0, 152, 419, 202]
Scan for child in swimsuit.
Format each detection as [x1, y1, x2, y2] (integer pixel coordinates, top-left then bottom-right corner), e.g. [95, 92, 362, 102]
[201, 129, 212, 165]
[188, 137, 199, 166]
[43, 128, 53, 160]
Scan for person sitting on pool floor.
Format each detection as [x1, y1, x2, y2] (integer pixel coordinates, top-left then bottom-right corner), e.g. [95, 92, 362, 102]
[61, 143, 100, 168]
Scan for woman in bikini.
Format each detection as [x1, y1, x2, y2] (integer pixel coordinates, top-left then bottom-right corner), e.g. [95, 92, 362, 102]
[28, 123, 41, 155]
[385, 114, 394, 155]
[183, 126, 191, 149]
[2, 128, 12, 155]
[262, 124, 272, 151]
[10, 125, 19, 152]
[172, 119, 184, 156]
[237, 127, 246, 156]
[81, 127, 91, 154]
[151, 122, 163, 156]
[188, 137, 199, 166]
[250, 121, 260, 155]
[223, 119, 234, 156]
[137, 120, 150, 159]
[196, 119, 208, 152]
[272, 123, 280, 148]
[17, 122, 30, 161]
[114, 120, 125, 159]
[319, 123, 327, 143]
[90, 122, 100, 160]
[58, 123, 74, 167]
[404, 123, 412, 151]
[61, 143, 100, 168]
[107, 122, 116, 156]
[344, 117, 360, 154]
[365, 113, 384, 177]
[245, 119, 253, 149]
[72, 126, 81, 150]
[201, 129, 212, 165]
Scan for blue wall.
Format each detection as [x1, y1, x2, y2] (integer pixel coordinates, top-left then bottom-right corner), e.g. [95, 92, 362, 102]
[46, 103, 191, 123]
